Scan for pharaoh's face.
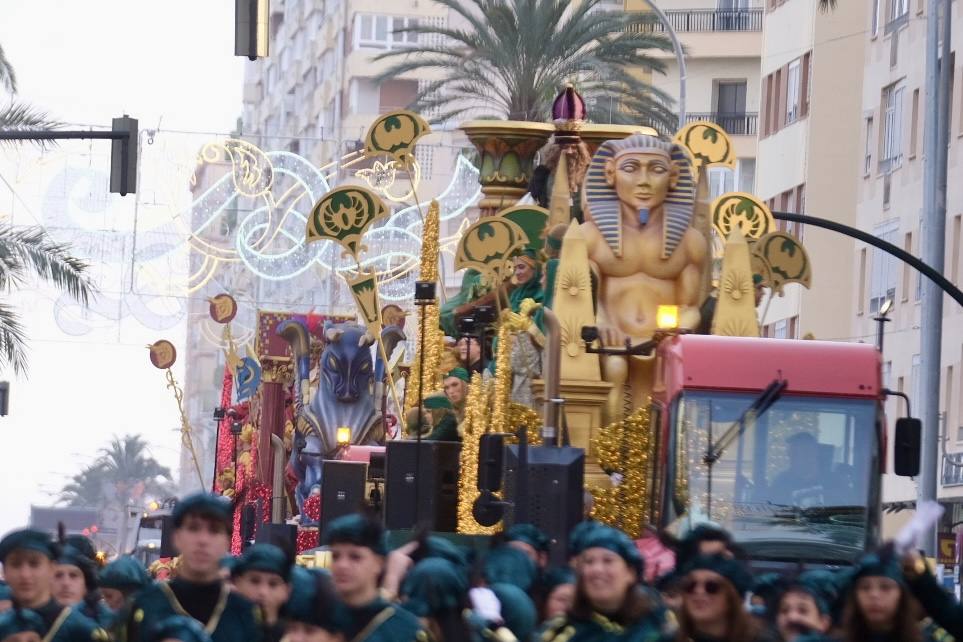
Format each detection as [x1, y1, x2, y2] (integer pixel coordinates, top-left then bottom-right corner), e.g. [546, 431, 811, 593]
[605, 150, 676, 216]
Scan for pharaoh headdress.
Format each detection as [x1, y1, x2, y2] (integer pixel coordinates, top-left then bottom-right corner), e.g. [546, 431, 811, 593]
[583, 134, 696, 259]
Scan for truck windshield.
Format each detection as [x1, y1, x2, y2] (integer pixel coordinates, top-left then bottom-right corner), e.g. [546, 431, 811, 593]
[668, 391, 878, 563]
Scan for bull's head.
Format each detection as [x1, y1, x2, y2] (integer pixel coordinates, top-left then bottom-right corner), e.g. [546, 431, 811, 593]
[321, 323, 375, 403]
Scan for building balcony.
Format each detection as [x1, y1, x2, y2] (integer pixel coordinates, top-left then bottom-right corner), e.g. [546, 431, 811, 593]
[632, 8, 763, 33]
[685, 112, 758, 136]
[943, 452, 963, 486]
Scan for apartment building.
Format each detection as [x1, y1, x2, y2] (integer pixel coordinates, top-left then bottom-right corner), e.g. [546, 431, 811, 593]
[853, 0, 963, 527]
[626, 0, 763, 200]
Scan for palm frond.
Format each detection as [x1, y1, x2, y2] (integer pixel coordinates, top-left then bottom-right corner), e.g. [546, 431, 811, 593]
[818, 0, 837, 12]
[0, 226, 96, 305]
[0, 301, 28, 375]
[0, 102, 62, 149]
[0, 43, 17, 94]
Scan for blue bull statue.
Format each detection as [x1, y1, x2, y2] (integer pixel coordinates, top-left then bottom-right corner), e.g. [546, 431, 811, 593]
[278, 319, 383, 515]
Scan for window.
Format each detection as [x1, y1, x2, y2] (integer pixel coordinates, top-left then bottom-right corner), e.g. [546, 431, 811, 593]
[773, 319, 788, 339]
[348, 78, 380, 115]
[786, 60, 801, 124]
[801, 52, 812, 118]
[910, 89, 920, 158]
[881, 82, 905, 171]
[716, 81, 748, 132]
[890, 0, 909, 22]
[916, 221, 923, 301]
[355, 14, 419, 50]
[762, 75, 773, 137]
[864, 117, 873, 175]
[902, 232, 913, 300]
[869, 220, 899, 313]
[709, 168, 735, 199]
[379, 79, 418, 114]
[871, 0, 881, 36]
[737, 159, 756, 193]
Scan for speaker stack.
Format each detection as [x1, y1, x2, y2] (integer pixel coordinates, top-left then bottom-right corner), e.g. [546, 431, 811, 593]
[384, 440, 461, 531]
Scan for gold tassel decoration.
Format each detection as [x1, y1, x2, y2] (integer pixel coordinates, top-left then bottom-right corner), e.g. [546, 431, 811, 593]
[457, 373, 500, 535]
[590, 404, 653, 538]
[404, 200, 446, 426]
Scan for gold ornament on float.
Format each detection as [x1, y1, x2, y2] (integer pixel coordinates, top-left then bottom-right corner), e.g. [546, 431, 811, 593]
[673, 121, 735, 179]
[364, 110, 431, 163]
[306, 186, 389, 264]
[711, 192, 775, 241]
[454, 217, 528, 286]
[753, 231, 812, 295]
[209, 293, 238, 324]
[590, 405, 654, 538]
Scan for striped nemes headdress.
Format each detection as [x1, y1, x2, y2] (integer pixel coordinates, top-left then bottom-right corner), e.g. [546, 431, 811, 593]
[583, 134, 696, 259]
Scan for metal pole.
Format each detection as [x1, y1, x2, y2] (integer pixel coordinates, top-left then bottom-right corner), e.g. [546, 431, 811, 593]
[644, 0, 686, 129]
[918, 0, 950, 557]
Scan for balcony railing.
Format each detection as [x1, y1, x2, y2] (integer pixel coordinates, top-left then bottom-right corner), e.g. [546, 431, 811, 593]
[942, 452, 963, 486]
[685, 112, 758, 136]
[632, 8, 763, 33]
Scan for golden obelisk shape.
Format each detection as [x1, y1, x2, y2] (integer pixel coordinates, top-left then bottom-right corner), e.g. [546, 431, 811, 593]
[711, 229, 761, 337]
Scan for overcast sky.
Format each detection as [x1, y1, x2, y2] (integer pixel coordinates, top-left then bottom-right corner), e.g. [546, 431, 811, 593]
[0, 1, 245, 535]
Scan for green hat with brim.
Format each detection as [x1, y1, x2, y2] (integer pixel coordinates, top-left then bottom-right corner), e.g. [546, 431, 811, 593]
[100, 555, 152, 592]
[682, 554, 754, 597]
[423, 394, 453, 410]
[506, 523, 550, 553]
[231, 543, 292, 582]
[322, 514, 387, 556]
[0, 608, 46, 639]
[282, 566, 343, 632]
[572, 524, 644, 576]
[401, 557, 468, 617]
[445, 367, 471, 383]
[172, 493, 232, 530]
[145, 615, 213, 642]
[483, 546, 537, 592]
[0, 528, 58, 562]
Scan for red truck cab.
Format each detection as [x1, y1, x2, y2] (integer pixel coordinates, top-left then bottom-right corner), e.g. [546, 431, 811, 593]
[650, 334, 885, 565]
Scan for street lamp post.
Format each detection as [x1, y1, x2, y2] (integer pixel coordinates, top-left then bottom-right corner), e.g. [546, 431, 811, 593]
[643, 0, 686, 130]
[874, 299, 893, 353]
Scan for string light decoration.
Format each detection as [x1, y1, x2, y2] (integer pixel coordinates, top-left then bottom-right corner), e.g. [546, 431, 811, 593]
[591, 404, 653, 538]
[403, 200, 446, 423]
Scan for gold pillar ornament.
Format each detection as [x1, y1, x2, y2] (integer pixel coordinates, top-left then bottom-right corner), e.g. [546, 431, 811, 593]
[404, 200, 446, 421]
[711, 229, 761, 338]
[457, 373, 500, 535]
[590, 404, 654, 538]
[548, 151, 572, 228]
[553, 221, 600, 381]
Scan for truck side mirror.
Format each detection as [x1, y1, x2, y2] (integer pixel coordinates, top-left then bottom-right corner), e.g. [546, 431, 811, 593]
[894, 418, 922, 477]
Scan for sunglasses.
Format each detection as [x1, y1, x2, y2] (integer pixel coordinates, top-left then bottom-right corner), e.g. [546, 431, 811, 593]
[683, 579, 723, 595]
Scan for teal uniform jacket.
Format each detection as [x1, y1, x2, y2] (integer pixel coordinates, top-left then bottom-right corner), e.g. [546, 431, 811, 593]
[0, 601, 109, 642]
[427, 414, 460, 442]
[126, 580, 263, 642]
[540, 608, 675, 642]
[340, 597, 427, 642]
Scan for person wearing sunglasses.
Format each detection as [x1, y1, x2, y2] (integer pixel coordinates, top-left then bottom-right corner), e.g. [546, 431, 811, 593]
[542, 524, 673, 641]
[674, 554, 767, 642]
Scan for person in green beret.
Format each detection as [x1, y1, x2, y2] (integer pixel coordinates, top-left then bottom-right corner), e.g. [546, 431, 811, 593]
[280, 567, 344, 642]
[400, 557, 473, 641]
[322, 514, 424, 642]
[0, 528, 108, 641]
[490, 583, 537, 642]
[540, 567, 576, 623]
[673, 554, 767, 642]
[772, 572, 836, 642]
[505, 523, 551, 570]
[483, 546, 538, 593]
[0, 606, 46, 641]
[99, 556, 151, 613]
[230, 543, 293, 642]
[144, 615, 212, 642]
[442, 367, 470, 422]
[406, 393, 460, 442]
[124, 493, 262, 642]
[902, 547, 963, 641]
[542, 524, 673, 642]
[53, 544, 111, 627]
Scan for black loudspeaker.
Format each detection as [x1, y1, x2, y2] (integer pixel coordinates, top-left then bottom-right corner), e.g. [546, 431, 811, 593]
[477, 434, 505, 492]
[368, 451, 386, 480]
[156, 515, 175, 558]
[320, 461, 368, 531]
[255, 523, 298, 556]
[504, 446, 585, 565]
[385, 441, 461, 532]
[240, 504, 258, 551]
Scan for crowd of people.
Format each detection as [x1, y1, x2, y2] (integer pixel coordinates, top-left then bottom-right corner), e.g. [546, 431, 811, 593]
[0, 491, 962, 642]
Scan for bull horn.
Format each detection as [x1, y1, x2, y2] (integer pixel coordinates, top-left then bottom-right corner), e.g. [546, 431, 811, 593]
[325, 328, 344, 342]
[359, 331, 375, 347]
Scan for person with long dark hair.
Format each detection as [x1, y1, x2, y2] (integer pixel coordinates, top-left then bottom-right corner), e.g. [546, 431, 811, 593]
[542, 524, 673, 641]
[674, 555, 770, 642]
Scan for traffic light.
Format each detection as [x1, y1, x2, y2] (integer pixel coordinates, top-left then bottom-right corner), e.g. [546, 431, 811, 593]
[235, 0, 269, 61]
[109, 116, 137, 196]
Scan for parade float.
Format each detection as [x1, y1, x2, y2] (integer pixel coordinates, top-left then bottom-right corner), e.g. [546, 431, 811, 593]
[144, 86, 919, 568]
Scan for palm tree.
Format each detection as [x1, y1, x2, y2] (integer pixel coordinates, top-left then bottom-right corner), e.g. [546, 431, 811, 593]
[60, 464, 111, 508]
[0, 41, 61, 140]
[0, 226, 96, 374]
[373, 0, 678, 131]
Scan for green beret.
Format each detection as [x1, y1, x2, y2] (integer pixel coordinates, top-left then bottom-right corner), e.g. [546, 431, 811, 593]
[172, 493, 232, 530]
[401, 558, 468, 617]
[541, 566, 575, 593]
[782, 570, 844, 616]
[506, 523, 550, 553]
[568, 520, 607, 558]
[99, 556, 152, 592]
[145, 615, 212, 642]
[0, 529, 58, 562]
[57, 544, 98, 590]
[491, 583, 537, 641]
[417, 535, 470, 571]
[483, 546, 537, 592]
[64, 535, 98, 563]
[423, 394, 453, 410]
[851, 550, 903, 585]
[322, 514, 387, 556]
[231, 543, 292, 582]
[445, 367, 471, 383]
[0, 608, 46, 639]
[682, 554, 754, 597]
[282, 566, 342, 632]
[571, 524, 644, 576]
